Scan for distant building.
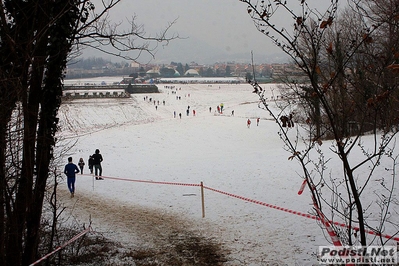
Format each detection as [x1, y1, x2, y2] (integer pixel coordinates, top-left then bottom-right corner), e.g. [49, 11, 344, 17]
[130, 62, 140, 68]
[271, 63, 307, 83]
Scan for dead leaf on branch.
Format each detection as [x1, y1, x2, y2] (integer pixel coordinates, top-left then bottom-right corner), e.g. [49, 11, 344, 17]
[312, 138, 323, 146]
[367, 97, 375, 107]
[315, 65, 321, 74]
[296, 16, 303, 25]
[320, 17, 333, 29]
[326, 42, 333, 54]
[288, 151, 301, 160]
[363, 34, 373, 44]
[376, 90, 390, 102]
[322, 83, 329, 93]
[387, 64, 399, 73]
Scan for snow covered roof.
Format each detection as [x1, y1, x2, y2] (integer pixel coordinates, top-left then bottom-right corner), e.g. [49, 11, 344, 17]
[184, 69, 200, 76]
[146, 69, 160, 74]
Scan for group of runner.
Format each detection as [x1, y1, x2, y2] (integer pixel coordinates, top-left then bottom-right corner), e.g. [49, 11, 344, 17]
[247, 117, 260, 128]
[63, 149, 104, 198]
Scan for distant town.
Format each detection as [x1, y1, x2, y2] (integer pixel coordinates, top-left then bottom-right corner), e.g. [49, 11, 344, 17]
[66, 57, 306, 83]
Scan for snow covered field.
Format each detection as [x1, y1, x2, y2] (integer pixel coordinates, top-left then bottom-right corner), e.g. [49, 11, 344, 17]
[56, 79, 398, 265]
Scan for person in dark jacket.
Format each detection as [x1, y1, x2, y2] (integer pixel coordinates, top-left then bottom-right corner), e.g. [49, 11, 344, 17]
[88, 155, 94, 174]
[92, 149, 103, 180]
[78, 158, 85, 174]
[64, 157, 79, 197]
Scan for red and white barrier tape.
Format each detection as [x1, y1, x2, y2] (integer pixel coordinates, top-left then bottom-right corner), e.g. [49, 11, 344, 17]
[203, 185, 399, 242]
[312, 198, 356, 266]
[29, 226, 91, 266]
[204, 185, 318, 219]
[312, 197, 342, 246]
[83, 173, 200, 187]
[80, 174, 399, 242]
[298, 179, 307, 195]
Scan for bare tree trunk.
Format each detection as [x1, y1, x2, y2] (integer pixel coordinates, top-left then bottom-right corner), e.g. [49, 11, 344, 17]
[340, 149, 367, 245]
[0, 0, 177, 263]
[0, 127, 6, 265]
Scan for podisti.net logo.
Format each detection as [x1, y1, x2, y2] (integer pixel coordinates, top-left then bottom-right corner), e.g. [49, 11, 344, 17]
[318, 246, 397, 265]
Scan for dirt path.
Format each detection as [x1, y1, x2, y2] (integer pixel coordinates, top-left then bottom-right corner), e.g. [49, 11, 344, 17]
[58, 188, 231, 265]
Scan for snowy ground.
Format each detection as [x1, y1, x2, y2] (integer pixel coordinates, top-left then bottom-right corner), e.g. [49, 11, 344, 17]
[56, 79, 398, 265]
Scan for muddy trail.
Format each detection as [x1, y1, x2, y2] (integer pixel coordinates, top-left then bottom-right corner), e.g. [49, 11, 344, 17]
[58, 188, 231, 266]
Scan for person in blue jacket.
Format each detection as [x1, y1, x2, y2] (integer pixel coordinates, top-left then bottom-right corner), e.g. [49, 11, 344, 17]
[64, 157, 79, 197]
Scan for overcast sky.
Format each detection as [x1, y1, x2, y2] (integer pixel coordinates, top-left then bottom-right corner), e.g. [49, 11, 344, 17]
[85, 0, 333, 64]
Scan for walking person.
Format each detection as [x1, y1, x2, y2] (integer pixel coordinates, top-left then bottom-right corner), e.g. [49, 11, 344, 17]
[247, 119, 251, 128]
[88, 155, 94, 174]
[78, 158, 85, 174]
[92, 149, 104, 180]
[64, 157, 79, 198]
[257, 117, 260, 126]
